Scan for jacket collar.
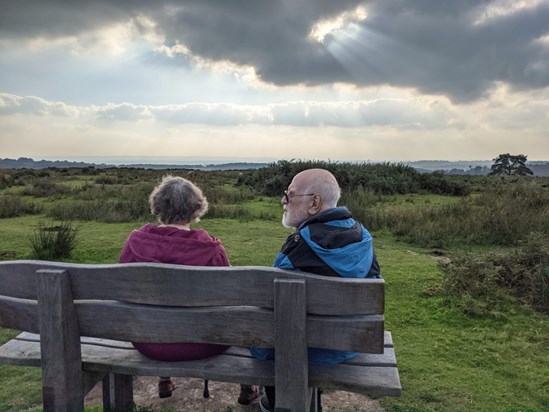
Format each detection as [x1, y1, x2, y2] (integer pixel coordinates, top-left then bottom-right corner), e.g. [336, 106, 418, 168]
[297, 207, 352, 230]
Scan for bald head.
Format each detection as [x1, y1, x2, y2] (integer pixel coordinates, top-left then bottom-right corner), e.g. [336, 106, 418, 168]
[282, 168, 341, 228]
[291, 169, 340, 211]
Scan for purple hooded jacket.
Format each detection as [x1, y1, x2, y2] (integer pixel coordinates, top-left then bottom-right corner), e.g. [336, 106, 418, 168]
[119, 224, 230, 361]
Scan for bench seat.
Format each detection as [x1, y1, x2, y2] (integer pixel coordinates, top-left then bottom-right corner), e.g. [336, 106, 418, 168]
[0, 331, 401, 398]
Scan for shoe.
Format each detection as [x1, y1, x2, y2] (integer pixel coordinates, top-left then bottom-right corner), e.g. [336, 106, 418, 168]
[158, 378, 176, 398]
[237, 384, 259, 405]
[258, 394, 273, 412]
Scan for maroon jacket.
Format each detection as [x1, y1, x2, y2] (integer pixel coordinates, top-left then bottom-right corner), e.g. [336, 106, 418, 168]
[119, 224, 230, 361]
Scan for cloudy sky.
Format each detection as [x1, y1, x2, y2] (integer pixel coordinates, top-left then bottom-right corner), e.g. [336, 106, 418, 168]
[1, 0, 548, 163]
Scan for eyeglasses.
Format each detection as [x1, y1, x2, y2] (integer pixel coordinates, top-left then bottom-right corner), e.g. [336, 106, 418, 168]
[283, 190, 316, 203]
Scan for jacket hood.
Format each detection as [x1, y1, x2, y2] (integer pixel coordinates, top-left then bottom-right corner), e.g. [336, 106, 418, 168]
[119, 224, 229, 266]
[300, 207, 374, 278]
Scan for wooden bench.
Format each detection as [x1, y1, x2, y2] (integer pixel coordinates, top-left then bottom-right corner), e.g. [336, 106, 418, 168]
[0, 260, 401, 411]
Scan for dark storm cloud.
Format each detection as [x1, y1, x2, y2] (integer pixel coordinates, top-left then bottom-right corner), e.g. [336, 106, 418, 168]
[2, 0, 548, 102]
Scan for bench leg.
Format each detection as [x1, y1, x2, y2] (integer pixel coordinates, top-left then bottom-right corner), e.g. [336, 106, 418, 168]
[309, 388, 323, 412]
[102, 373, 134, 412]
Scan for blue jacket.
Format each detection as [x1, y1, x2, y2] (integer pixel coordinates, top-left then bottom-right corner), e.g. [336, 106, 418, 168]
[251, 207, 381, 364]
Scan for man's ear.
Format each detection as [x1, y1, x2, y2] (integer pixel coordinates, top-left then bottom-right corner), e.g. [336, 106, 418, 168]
[308, 194, 322, 214]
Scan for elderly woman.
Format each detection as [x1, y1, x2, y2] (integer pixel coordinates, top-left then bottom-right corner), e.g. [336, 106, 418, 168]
[119, 175, 258, 404]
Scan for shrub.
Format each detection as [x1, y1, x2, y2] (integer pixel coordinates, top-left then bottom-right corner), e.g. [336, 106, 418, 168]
[440, 234, 549, 314]
[48, 182, 153, 223]
[238, 159, 469, 196]
[48, 199, 151, 223]
[0, 194, 42, 218]
[0, 171, 14, 189]
[370, 181, 549, 247]
[21, 179, 71, 197]
[339, 188, 379, 226]
[202, 186, 254, 204]
[95, 176, 119, 185]
[30, 221, 79, 260]
[73, 183, 121, 200]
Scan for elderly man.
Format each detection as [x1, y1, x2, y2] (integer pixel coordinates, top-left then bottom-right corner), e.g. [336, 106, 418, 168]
[253, 168, 381, 411]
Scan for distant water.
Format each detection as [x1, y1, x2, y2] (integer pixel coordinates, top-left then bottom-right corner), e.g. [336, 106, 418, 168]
[41, 156, 278, 166]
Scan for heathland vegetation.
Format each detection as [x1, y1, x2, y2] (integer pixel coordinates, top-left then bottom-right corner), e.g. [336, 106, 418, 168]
[0, 161, 548, 411]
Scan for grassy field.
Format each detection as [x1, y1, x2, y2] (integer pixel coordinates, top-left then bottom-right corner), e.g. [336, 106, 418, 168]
[0, 168, 548, 411]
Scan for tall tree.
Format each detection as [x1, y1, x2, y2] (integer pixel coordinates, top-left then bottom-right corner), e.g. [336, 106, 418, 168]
[489, 153, 533, 176]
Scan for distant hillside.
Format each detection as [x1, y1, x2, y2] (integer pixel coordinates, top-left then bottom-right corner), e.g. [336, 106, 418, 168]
[0, 157, 112, 169]
[529, 163, 549, 177]
[405, 160, 492, 171]
[405, 160, 549, 176]
[2, 157, 548, 175]
[0, 157, 268, 171]
[121, 162, 268, 170]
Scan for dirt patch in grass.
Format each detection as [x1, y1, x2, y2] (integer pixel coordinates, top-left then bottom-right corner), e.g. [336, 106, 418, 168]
[84, 376, 383, 411]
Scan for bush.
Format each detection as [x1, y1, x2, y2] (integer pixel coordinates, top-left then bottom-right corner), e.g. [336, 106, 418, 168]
[48, 182, 153, 223]
[371, 180, 549, 247]
[206, 204, 278, 221]
[48, 199, 151, 223]
[21, 179, 71, 197]
[95, 176, 119, 185]
[202, 186, 254, 204]
[30, 221, 79, 260]
[339, 188, 379, 226]
[238, 159, 470, 196]
[0, 194, 42, 218]
[440, 234, 549, 314]
[73, 183, 121, 200]
[0, 171, 14, 189]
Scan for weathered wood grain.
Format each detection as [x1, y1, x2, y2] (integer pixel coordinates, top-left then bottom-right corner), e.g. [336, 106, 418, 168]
[36, 269, 84, 412]
[0, 261, 384, 315]
[0, 295, 39, 332]
[0, 337, 401, 397]
[0, 259, 401, 411]
[102, 373, 134, 412]
[307, 314, 384, 353]
[309, 363, 402, 397]
[3, 332, 399, 369]
[83, 371, 106, 396]
[275, 279, 309, 411]
[74, 301, 273, 347]
[0, 262, 37, 299]
[0, 338, 42, 367]
[71, 301, 383, 352]
[16, 332, 135, 350]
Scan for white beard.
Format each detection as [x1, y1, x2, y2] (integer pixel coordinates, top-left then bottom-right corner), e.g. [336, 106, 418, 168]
[282, 206, 305, 229]
[282, 212, 293, 228]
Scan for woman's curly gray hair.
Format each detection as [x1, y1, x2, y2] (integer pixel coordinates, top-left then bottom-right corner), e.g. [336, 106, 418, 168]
[149, 175, 208, 224]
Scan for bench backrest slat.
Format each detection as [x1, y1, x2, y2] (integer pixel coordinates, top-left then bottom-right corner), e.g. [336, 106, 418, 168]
[0, 295, 39, 332]
[0, 260, 385, 354]
[73, 302, 384, 352]
[0, 261, 384, 315]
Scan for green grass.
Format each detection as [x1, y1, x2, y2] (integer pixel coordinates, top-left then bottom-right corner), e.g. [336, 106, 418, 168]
[2, 220, 547, 410]
[1, 172, 548, 411]
[0, 329, 42, 412]
[372, 193, 462, 211]
[0, 214, 291, 412]
[378, 234, 549, 411]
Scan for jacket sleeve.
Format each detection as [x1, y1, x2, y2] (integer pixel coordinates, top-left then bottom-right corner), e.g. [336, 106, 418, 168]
[249, 347, 274, 360]
[211, 244, 230, 266]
